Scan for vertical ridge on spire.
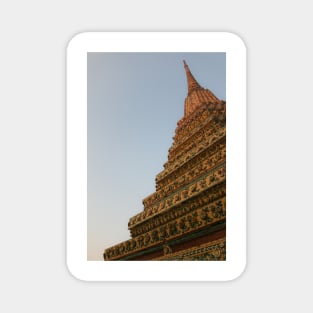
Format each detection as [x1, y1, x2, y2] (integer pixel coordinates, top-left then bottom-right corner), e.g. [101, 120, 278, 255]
[183, 60, 202, 94]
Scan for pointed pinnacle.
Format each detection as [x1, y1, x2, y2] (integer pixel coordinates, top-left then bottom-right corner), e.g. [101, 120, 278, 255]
[183, 60, 202, 94]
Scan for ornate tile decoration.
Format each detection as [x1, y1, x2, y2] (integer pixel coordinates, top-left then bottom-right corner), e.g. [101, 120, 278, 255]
[103, 61, 226, 261]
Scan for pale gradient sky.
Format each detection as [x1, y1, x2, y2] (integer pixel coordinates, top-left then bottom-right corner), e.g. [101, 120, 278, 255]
[87, 53, 226, 260]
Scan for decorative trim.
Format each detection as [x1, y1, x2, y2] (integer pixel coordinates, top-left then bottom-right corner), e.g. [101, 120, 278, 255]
[104, 197, 226, 260]
[129, 162, 225, 228]
[156, 237, 226, 261]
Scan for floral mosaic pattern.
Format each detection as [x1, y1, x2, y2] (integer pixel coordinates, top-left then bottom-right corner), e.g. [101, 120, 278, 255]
[104, 197, 226, 260]
[156, 238, 226, 261]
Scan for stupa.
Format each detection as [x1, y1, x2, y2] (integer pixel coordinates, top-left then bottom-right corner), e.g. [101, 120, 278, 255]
[103, 61, 226, 260]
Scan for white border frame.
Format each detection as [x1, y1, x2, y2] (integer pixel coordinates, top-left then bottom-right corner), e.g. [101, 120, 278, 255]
[67, 32, 246, 281]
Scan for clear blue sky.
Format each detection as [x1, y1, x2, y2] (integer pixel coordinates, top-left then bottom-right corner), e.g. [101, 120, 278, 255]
[87, 53, 226, 260]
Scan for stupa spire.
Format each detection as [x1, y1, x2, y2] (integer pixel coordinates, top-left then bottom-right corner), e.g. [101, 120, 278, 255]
[183, 60, 202, 94]
[182, 60, 220, 116]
